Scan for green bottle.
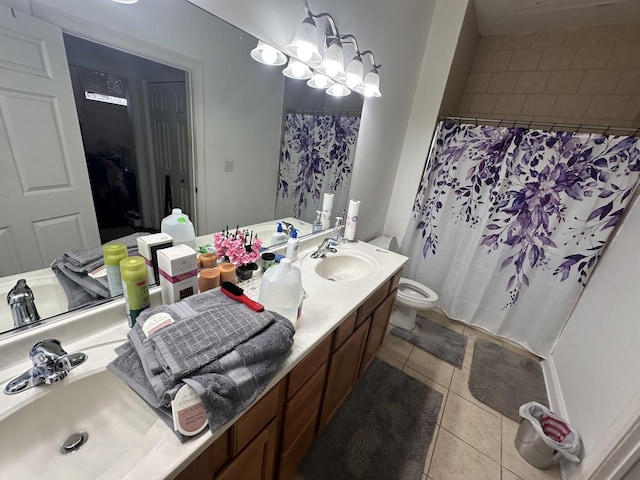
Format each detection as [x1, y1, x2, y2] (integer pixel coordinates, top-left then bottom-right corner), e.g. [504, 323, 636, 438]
[120, 256, 150, 327]
[103, 243, 128, 297]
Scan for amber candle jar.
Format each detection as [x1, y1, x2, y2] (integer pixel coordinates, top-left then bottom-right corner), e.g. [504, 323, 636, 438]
[217, 262, 237, 284]
[198, 267, 220, 292]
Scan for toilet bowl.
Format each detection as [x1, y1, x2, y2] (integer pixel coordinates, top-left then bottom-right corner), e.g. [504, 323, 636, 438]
[369, 236, 439, 330]
[392, 278, 439, 330]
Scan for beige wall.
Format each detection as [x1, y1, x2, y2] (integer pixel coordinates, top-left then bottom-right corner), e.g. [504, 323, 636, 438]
[458, 23, 640, 132]
[439, 1, 479, 116]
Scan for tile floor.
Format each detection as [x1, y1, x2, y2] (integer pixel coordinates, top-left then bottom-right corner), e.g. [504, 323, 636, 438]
[376, 310, 562, 480]
[292, 310, 563, 480]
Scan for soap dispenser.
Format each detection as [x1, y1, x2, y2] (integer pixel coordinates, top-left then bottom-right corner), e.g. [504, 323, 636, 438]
[312, 210, 323, 233]
[286, 228, 299, 261]
[271, 223, 288, 245]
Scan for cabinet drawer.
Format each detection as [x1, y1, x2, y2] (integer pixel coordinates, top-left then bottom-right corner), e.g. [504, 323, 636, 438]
[332, 310, 357, 352]
[356, 280, 390, 326]
[231, 381, 281, 456]
[286, 335, 331, 399]
[278, 412, 317, 480]
[282, 361, 327, 449]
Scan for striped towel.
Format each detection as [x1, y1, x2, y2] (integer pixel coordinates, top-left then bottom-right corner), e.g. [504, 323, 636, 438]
[541, 414, 571, 442]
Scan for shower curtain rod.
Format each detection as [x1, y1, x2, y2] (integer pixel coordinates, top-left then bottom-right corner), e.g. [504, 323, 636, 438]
[439, 115, 640, 137]
[286, 108, 362, 117]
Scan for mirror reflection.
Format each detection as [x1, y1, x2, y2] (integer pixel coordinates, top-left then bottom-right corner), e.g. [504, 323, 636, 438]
[0, 0, 363, 335]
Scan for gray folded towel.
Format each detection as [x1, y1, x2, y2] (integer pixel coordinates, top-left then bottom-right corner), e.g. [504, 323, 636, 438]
[107, 311, 295, 442]
[51, 233, 142, 309]
[51, 259, 109, 309]
[134, 290, 275, 380]
[63, 232, 141, 269]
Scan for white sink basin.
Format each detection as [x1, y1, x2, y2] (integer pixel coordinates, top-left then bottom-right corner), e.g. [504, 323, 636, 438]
[0, 370, 159, 479]
[313, 252, 379, 282]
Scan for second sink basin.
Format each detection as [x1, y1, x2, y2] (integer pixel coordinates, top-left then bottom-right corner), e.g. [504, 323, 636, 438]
[313, 252, 379, 282]
[0, 370, 160, 479]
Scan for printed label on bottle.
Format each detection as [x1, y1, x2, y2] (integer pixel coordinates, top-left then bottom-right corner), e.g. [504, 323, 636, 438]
[171, 384, 208, 436]
[107, 265, 124, 296]
[123, 280, 150, 328]
[142, 312, 175, 337]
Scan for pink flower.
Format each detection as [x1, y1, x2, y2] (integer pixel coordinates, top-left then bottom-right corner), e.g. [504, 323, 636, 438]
[213, 230, 263, 266]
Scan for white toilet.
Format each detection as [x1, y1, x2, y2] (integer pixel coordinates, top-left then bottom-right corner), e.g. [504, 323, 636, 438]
[369, 236, 439, 330]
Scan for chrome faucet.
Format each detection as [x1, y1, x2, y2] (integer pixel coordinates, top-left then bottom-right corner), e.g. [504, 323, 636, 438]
[281, 221, 294, 238]
[4, 339, 87, 395]
[311, 237, 337, 259]
[7, 279, 41, 328]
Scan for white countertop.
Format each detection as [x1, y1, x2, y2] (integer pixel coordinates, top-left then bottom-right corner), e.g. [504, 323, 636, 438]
[0, 234, 407, 480]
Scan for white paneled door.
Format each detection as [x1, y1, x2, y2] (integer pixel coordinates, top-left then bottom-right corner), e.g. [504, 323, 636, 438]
[0, 5, 99, 276]
[145, 81, 192, 230]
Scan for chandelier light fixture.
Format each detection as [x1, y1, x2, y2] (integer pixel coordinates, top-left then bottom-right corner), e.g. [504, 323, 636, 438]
[249, 0, 381, 98]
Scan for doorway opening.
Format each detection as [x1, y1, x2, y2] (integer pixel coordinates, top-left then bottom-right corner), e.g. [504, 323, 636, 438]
[63, 34, 194, 243]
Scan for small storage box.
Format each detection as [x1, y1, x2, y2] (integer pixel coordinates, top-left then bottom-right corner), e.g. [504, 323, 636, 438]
[158, 244, 197, 304]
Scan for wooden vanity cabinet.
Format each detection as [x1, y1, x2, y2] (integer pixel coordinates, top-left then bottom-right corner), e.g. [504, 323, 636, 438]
[174, 381, 283, 480]
[317, 319, 370, 433]
[359, 289, 397, 378]
[175, 269, 402, 480]
[277, 336, 331, 480]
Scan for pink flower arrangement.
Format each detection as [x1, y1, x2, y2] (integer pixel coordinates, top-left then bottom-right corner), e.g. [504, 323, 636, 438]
[213, 230, 262, 266]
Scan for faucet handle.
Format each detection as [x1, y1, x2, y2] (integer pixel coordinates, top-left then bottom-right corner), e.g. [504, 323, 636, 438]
[29, 339, 86, 385]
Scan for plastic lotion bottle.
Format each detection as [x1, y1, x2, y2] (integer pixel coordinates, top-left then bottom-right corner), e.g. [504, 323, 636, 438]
[258, 258, 303, 324]
[161, 208, 196, 249]
[120, 256, 150, 327]
[271, 223, 288, 245]
[312, 210, 323, 233]
[103, 243, 128, 297]
[286, 228, 299, 261]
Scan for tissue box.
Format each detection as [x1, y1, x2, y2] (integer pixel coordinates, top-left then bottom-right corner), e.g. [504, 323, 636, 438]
[137, 233, 174, 286]
[158, 244, 197, 304]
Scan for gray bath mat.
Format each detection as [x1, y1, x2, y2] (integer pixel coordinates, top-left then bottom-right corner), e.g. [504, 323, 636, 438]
[391, 315, 468, 368]
[469, 339, 548, 422]
[299, 358, 442, 480]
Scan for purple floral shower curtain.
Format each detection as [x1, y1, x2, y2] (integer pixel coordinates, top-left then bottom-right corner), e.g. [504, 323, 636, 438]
[275, 113, 360, 224]
[404, 122, 640, 356]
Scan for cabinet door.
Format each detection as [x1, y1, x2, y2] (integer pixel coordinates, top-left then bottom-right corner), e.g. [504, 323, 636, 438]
[174, 429, 230, 480]
[318, 320, 369, 432]
[216, 420, 278, 480]
[360, 290, 396, 377]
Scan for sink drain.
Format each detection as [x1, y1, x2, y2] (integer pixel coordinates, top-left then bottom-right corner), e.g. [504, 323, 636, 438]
[59, 431, 89, 455]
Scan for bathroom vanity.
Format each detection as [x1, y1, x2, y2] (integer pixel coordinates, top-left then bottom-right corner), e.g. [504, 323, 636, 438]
[0, 234, 406, 480]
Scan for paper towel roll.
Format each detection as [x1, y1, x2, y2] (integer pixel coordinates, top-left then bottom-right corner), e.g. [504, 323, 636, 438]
[344, 199, 360, 241]
[321, 193, 334, 230]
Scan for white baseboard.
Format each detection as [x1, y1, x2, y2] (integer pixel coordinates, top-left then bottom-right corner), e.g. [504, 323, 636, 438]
[542, 356, 567, 420]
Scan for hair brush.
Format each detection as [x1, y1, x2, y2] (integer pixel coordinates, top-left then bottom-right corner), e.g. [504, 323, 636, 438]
[220, 281, 264, 312]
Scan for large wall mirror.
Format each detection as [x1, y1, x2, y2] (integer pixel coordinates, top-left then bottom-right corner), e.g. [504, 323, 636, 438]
[0, 0, 363, 335]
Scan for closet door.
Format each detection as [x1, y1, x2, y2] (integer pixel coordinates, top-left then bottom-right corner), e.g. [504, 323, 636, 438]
[0, 5, 99, 275]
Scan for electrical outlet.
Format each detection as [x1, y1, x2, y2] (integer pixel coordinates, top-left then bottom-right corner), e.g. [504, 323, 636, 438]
[224, 160, 234, 172]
